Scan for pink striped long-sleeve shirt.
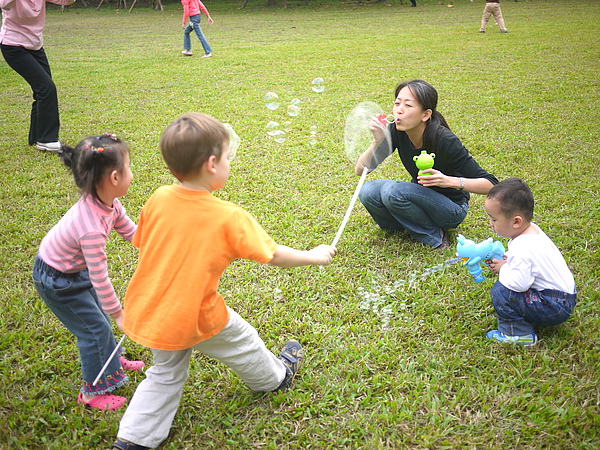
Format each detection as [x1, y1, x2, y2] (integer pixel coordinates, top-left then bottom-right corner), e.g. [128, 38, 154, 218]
[38, 195, 136, 315]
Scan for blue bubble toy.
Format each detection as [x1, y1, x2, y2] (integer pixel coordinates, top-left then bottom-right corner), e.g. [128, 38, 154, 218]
[456, 234, 505, 283]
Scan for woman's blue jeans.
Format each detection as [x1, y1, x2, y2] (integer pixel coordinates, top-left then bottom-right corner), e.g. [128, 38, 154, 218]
[183, 15, 212, 54]
[32, 256, 127, 395]
[490, 281, 577, 336]
[358, 179, 468, 247]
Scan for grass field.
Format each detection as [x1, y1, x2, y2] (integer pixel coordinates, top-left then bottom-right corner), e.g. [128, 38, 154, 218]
[1, 0, 599, 448]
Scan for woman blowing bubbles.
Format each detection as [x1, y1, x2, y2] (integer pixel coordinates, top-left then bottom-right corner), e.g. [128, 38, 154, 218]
[355, 80, 498, 249]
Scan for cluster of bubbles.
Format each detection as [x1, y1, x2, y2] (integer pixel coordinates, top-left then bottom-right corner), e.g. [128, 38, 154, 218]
[309, 125, 317, 146]
[263, 78, 325, 144]
[358, 258, 462, 330]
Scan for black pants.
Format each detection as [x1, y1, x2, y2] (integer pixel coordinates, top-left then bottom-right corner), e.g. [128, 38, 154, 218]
[1, 44, 60, 145]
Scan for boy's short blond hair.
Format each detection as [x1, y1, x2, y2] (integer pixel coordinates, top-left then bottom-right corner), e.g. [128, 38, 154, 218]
[160, 112, 229, 180]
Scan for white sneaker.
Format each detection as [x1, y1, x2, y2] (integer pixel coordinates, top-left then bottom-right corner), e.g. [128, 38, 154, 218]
[202, 53, 212, 58]
[36, 141, 61, 152]
[182, 50, 192, 56]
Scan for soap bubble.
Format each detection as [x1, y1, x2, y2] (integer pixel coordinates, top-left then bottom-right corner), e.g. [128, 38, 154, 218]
[309, 125, 317, 135]
[223, 123, 240, 161]
[264, 92, 280, 110]
[287, 104, 301, 117]
[272, 130, 286, 143]
[283, 121, 292, 132]
[343, 101, 393, 168]
[311, 78, 325, 93]
[266, 121, 280, 136]
[265, 121, 285, 143]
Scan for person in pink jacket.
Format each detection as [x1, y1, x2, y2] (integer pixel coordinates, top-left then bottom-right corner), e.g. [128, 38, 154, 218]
[180, 0, 213, 57]
[1, 0, 75, 152]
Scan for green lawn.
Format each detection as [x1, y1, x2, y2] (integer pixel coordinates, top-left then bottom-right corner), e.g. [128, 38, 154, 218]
[1, 0, 599, 448]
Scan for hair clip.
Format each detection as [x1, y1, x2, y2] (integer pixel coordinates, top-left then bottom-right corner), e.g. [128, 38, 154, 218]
[104, 133, 118, 141]
[85, 144, 104, 154]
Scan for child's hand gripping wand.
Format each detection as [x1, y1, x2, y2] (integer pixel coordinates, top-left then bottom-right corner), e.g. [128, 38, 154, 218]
[456, 234, 505, 283]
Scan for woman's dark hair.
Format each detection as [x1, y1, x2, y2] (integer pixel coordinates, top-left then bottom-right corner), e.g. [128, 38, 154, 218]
[59, 134, 129, 202]
[395, 79, 450, 151]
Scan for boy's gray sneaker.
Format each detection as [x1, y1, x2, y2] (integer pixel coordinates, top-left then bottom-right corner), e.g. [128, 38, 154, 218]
[273, 339, 304, 391]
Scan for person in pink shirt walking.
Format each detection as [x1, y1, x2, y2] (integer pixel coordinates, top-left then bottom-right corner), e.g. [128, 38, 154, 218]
[1, 0, 74, 152]
[32, 134, 145, 411]
[180, 0, 213, 57]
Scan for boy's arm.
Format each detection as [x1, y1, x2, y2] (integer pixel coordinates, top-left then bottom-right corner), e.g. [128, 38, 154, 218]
[268, 244, 336, 268]
[498, 255, 535, 292]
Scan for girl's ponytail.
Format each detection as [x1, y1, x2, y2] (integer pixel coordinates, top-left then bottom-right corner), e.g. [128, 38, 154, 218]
[62, 134, 129, 202]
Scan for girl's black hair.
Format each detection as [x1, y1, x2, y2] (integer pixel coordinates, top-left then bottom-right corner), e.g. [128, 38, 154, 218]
[59, 134, 129, 202]
[395, 79, 450, 151]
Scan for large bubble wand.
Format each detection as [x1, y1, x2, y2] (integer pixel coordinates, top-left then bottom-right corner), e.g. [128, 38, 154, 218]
[331, 102, 394, 248]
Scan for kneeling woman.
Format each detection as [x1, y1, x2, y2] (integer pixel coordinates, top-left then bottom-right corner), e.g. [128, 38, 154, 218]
[355, 79, 498, 249]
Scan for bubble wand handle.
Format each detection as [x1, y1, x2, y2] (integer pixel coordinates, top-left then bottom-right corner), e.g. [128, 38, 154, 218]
[331, 166, 368, 247]
[92, 334, 126, 386]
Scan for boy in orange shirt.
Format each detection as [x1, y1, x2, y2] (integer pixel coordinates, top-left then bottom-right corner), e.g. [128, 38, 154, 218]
[112, 113, 336, 450]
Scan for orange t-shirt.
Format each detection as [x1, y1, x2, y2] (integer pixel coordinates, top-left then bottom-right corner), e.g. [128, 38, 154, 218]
[123, 185, 278, 350]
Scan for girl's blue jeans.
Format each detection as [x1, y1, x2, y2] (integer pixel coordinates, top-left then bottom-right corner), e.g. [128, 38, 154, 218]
[358, 179, 468, 247]
[183, 14, 212, 54]
[490, 281, 577, 336]
[32, 256, 127, 395]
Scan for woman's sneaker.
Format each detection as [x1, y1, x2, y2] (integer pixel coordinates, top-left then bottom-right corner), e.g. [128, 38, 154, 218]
[273, 340, 304, 391]
[36, 141, 61, 152]
[486, 330, 537, 346]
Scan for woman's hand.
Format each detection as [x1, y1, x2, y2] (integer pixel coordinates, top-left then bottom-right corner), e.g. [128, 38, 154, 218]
[417, 169, 453, 188]
[369, 118, 387, 144]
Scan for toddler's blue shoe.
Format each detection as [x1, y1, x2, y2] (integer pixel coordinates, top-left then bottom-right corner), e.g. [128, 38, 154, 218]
[486, 330, 537, 347]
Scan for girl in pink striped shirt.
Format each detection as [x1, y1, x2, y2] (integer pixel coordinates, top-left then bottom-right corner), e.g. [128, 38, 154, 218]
[33, 133, 145, 411]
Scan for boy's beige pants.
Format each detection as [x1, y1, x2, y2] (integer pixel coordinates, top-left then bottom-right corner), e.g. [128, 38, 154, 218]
[480, 3, 507, 32]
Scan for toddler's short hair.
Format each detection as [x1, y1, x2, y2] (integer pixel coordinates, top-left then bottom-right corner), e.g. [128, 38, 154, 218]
[487, 177, 534, 222]
[160, 113, 229, 180]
